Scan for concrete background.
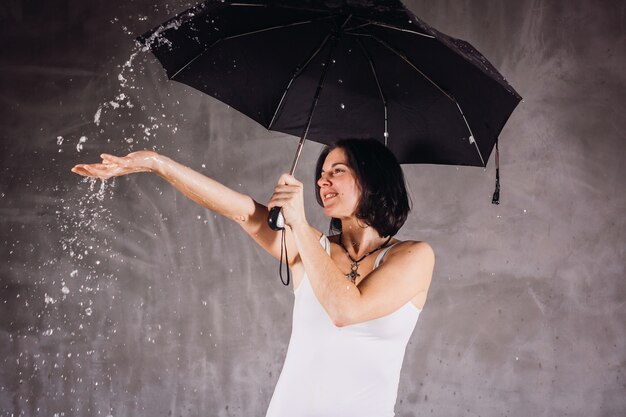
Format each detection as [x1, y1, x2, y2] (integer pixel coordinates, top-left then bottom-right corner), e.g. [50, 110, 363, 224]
[1, 0, 624, 416]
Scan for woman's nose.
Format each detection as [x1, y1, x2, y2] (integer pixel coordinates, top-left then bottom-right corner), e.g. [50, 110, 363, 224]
[317, 174, 331, 187]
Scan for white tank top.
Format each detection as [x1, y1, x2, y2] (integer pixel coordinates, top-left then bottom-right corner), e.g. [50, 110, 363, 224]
[266, 235, 421, 417]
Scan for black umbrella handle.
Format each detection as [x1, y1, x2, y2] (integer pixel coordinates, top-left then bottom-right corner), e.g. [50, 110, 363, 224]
[267, 136, 308, 231]
[268, 206, 285, 231]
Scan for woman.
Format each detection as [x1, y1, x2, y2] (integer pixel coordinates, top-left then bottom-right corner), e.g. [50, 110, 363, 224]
[72, 138, 435, 417]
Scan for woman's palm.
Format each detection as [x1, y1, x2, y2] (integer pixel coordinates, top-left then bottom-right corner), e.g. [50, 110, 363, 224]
[71, 151, 157, 179]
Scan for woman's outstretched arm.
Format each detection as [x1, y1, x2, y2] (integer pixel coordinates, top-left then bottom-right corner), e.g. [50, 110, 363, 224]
[71, 151, 300, 264]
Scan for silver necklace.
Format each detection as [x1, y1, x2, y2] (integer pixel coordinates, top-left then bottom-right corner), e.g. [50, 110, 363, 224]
[337, 233, 392, 283]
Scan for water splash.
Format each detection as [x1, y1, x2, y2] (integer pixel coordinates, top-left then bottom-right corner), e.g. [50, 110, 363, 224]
[59, 178, 116, 280]
[48, 11, 205, 399]
[59, 14, 189, 336]
[90, 15, 191, 149]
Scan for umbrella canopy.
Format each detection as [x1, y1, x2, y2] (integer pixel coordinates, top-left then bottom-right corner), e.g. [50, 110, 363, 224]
[139, 0, 521, 169]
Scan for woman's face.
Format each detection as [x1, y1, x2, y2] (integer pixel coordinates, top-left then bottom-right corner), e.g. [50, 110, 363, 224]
[317, 148, 361, 219]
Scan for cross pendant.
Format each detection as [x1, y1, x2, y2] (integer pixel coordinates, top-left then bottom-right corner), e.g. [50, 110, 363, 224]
[346, 263, 360, 283]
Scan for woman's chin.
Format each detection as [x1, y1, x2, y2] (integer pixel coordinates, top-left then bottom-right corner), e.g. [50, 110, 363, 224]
[322, 206, 338, 218]
[323, 206, 348, 220]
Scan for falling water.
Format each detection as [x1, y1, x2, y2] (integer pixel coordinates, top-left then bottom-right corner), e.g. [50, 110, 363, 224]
[40, 13, 199, 415]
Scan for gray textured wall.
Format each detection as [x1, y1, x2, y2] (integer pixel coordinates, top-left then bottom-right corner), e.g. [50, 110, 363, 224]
[1, 1, 624, 416]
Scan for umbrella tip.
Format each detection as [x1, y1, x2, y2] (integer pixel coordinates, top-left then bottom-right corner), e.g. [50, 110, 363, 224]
[491, 138, 500, 205]
[491, 181, 500, 205]
[491, 157, 500, 205]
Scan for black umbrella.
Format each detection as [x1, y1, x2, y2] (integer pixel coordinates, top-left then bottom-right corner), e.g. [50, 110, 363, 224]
[139, 0, 521, 222]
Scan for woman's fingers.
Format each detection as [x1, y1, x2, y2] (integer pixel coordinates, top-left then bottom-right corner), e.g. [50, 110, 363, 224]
[277, 173, 302, 186]
[273, 184, 301, 193]
[71, 162, 123, 179]
[101, 153, 127, 166]
[277, 173, 290, 185]
[270, 176, 303, 206]
[270, 187, 299, 201]
[71, 164, 95, 176]
[72, 151, 156, 179]
[268, 192, 293, 202]
[268, 191, 297, 207]
[268, 189, 303, 210]
[92, 165, 114, 179]
[71, 165, 90, 176]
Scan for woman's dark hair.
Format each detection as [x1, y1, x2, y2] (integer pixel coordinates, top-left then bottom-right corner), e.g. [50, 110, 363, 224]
[314, 138, 411, 237]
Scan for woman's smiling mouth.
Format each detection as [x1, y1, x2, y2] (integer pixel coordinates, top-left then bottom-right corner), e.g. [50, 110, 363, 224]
[322, 191, 338, 202]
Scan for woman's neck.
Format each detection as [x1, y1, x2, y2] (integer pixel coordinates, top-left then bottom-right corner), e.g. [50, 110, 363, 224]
[339, 219, 388, 259]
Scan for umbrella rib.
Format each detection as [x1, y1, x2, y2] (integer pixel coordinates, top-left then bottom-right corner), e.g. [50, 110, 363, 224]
[358, 32, 454, 102]
[169, 15, 335, 80]
[231, 2, 336, 14]
[355, 38, 389, 146]
[268, 32, 334, 130]
[353, 30, 487, 167]
[347, 18, 434, 39]
[456, 102, 486, 166]
[221, 16, 334, 41]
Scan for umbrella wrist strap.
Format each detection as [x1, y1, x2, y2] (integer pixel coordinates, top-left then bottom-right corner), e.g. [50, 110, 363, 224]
[279, 229, 291, 286]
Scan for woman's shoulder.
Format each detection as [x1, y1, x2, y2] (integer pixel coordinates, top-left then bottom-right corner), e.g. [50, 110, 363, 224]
[388, 237, 433, 249]
[386, 239, 435, 264]
[384, 240, 435, 290]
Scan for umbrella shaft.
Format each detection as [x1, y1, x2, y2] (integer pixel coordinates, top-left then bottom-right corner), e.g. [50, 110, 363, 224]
[289, 137, 306, 175]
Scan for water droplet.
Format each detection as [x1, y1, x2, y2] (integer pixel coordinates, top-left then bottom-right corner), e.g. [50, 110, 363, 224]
[76, 136, 87, 152]
[340, 103, 345, 109]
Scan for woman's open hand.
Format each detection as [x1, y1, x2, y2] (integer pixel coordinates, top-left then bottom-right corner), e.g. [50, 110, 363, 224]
[71, 151, 160, 179]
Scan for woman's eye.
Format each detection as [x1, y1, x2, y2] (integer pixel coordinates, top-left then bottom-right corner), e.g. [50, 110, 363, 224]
[333, 169, 345, 175]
